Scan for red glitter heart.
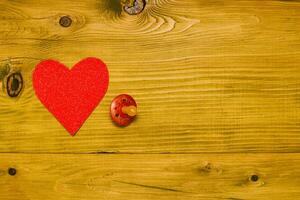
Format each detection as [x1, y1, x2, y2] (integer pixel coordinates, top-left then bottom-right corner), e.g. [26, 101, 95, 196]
[33, 58, 109, 136]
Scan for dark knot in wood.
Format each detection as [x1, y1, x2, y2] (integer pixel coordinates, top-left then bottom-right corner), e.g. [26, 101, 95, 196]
[6, 72, 23, 98]
[250, 174, 259, 182]
[8, 168, 17, 176]
[123, 0, 146, 15]
[59, 16, 72, 27]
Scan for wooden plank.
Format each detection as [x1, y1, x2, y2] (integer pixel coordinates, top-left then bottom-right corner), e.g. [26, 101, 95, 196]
[0, 153, 299, 200]
[0, 0, 300, 153]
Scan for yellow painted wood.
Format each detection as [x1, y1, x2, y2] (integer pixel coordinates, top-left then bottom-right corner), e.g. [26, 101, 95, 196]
[0, 0, 299, 153]
[0, 153, 300, 200]
[0, 0, 300, 199]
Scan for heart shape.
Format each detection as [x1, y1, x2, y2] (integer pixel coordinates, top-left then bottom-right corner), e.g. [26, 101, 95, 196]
[33, 58, 109, 136]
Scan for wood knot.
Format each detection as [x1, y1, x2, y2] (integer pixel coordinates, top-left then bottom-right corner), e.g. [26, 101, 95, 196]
[122, 0, 146, 15]
[201, 162, 213, 173]
[198, 162, 222, 175]
[250, 174, 259, 182]
[246, 173, 264, 187]
[59, 16, 72, 27]
[6, 72, 23, 98]
[8, 168, 17, 176]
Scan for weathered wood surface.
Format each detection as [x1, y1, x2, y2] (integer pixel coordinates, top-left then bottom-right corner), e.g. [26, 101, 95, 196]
[1, 153, 300, 200]
[0, 0, 299, 153]
[0, 0, 300, 199]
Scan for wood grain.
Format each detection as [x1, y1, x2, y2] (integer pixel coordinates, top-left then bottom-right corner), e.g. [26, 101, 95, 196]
[1, 0, 300, 199]
[0, 153, 300, 200]
[0, 0, 299, 154]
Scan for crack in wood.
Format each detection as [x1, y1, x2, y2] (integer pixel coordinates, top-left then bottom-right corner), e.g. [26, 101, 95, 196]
[114, 180, 191, 193]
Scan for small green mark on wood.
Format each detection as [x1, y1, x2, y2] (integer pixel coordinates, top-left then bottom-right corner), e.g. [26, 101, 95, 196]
[0, 63, 10, 81]
[105, 0, 123, 16]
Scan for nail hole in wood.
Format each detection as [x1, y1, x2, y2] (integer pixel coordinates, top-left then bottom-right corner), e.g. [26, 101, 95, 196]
[123, 0, 146, 15]
[250, 174, 259, 182]
[8, 168, 17, 176]
[59, 16, 72, 27]
[6, 72, 23, 98]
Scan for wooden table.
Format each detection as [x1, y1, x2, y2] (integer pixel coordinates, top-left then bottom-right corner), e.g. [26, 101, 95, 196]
[0, 0, 300, 199]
